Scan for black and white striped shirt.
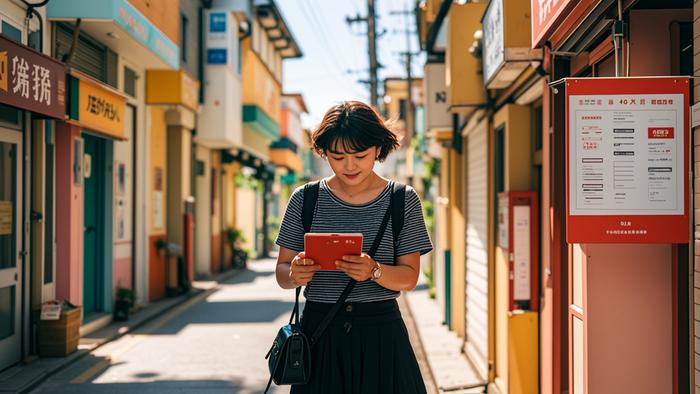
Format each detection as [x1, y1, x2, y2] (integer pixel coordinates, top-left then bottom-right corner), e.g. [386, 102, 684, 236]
[275, 179, 433, 303]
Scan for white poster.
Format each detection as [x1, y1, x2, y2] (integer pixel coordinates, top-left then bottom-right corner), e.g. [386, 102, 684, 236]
[568, 94, 685, 216]
[513, 206, 530, 301]
[153, 191, 164, 230]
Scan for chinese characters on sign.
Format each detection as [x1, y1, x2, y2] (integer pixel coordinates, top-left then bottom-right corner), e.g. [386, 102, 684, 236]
[0, 34, 66, 118]
[566, 77, 689, 243]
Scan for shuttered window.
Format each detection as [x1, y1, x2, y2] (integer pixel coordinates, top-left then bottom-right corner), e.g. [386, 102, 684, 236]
[465, 125, 490, 379]
[54, 23, 108, 84]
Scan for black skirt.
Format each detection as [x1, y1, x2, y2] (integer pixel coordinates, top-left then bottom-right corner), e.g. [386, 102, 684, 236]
[290, 299, 427, 394]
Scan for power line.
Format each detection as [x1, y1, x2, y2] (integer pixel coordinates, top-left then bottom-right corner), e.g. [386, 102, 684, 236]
[346, 0, 380, 107]
[295, 0, 366, 97]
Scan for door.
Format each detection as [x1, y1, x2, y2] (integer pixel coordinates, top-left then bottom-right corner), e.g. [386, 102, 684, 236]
[465, 124, 490, 379]
[83, 134, 104, 317]
[0, 128, 22, 370]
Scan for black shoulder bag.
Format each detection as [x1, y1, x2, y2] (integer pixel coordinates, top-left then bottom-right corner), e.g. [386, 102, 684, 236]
[264, 180, 405, 393]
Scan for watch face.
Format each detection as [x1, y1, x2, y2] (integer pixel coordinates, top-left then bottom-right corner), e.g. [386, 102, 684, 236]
[373, 267, 381, 279]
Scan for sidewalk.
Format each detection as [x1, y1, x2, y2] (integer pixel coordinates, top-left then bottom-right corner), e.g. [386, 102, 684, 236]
[0, 268, 244, 394]
[404, 266, 488, 394]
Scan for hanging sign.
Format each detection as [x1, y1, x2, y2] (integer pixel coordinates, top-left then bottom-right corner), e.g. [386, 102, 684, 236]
[566, 77, 690, 243]
[69, 72, 127, 140]
[0, 34, 66, 118]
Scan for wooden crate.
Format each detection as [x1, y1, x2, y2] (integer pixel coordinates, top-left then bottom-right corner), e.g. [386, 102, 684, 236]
[38, 307, 81, 357]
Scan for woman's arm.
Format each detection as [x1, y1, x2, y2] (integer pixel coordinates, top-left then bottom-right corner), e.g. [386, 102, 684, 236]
[276, 246, 320, 289]
[374, 252, 421, 291]
[335, 251, 421, 292]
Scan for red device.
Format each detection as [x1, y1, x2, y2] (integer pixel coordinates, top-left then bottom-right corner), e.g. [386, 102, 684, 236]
[304, 233, 363, 270]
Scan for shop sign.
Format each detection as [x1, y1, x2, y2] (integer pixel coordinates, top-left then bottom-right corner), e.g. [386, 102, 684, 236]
[0, 200, 12, 236]
[566, 77, 690, 243]
[0, 34, 66, 118]
[146, 70, 200, 112]
[424, 63, 451, 131]
[70, 74, 126, 140]
[482, 0, 504, 87]
[531, 0, 573, 48]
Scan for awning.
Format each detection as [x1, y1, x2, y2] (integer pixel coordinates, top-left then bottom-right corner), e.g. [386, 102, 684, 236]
[48, 0, 179, 69]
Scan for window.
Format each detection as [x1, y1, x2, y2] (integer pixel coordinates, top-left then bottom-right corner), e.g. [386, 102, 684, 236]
[180, 13, 188, 62]
[399, 99, 407, 120]
[1, 21, 22, 43]
[28, 30, 40, 50]
[124, 66, 137, 98]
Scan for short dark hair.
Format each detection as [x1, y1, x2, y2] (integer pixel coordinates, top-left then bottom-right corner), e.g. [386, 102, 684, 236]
[311, 101, 400, 162]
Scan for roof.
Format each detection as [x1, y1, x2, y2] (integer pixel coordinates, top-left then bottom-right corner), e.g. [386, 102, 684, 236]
[253, 0, 303, 58]
[282, 93, 309, 114]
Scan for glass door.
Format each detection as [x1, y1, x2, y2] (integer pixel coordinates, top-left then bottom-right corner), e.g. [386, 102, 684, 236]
[0, 128, 22, 371]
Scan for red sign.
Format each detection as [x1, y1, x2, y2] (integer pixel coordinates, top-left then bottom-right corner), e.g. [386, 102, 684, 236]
[648, 127, 674, 139]
[531, 0, 573, 48]
[566, 77, 690, 244]
[0, 34, 66, 118]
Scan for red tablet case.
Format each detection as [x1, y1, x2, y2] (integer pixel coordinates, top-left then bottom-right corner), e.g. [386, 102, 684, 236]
[304, 233, 363, 270]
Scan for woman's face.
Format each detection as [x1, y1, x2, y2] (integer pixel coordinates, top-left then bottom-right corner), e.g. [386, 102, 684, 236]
[326, 145, 379, 186]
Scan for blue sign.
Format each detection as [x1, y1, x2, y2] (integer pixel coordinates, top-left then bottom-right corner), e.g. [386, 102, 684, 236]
[207, 48, 227, 64]
[209, 12, 227, 33]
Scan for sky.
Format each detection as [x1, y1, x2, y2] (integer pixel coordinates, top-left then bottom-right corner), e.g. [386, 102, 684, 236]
[278, 0, 424, 129]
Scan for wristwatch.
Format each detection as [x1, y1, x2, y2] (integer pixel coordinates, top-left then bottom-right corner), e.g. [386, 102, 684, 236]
[371, 261, 382, 281]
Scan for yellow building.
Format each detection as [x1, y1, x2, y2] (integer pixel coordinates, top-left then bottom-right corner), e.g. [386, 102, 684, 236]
[381, 78, 424, 186]
[237, 0, 302, 257]
[419, 1, 541, 393]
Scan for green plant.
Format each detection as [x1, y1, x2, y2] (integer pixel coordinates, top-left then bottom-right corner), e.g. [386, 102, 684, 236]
[116, 287, 134, 306]
[154, 239, 167, 253]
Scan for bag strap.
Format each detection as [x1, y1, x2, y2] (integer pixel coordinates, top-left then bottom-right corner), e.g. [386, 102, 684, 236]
[302, 181, 320, 234]
[390, 182, 406, 246]
[308, 183, 396, 345]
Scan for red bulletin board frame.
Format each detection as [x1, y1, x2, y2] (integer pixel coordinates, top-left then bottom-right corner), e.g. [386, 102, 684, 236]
[499, 191, 539, 312]
[565, 77, 690, 244]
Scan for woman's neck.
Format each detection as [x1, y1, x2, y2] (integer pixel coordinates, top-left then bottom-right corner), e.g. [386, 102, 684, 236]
[328, 172, 379, 197]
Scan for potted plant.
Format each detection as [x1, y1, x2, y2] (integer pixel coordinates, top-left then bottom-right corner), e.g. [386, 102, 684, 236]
[113, 287, 134, 321]
[226, 227, 248, 269]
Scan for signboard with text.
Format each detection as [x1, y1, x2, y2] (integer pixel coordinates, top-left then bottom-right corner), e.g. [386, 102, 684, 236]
[531, 0, 573, 48]
[424, 63, 451, 131]
[0, 34, 66, 118]
[481, 0, 504, 86]
[69, 73, 126, 140]
[566, 77, 690, 243]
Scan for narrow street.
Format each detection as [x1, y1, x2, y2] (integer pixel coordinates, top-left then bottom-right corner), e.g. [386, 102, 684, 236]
[30, 260, 296, 394]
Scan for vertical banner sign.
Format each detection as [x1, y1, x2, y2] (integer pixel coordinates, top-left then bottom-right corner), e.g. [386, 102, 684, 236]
[566, 77, 690, 243]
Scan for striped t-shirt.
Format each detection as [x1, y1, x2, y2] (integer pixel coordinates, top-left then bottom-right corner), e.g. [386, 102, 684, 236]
[275, 178, 433, 303]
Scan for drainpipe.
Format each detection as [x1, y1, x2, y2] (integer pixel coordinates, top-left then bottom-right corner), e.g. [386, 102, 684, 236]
[612, 0, 627, 77]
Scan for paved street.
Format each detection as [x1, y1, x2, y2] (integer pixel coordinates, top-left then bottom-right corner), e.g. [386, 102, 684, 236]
[30, 259, 295, 394]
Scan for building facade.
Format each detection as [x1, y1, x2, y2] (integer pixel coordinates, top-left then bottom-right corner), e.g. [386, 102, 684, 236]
[420, 0, 694, 393]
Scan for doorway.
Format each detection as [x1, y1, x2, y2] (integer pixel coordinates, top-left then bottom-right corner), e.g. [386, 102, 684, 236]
[0, 128, 22, 370]
[82, 134, 105, 317]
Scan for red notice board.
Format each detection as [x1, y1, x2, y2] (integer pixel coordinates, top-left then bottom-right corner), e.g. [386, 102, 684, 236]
[566, 77, 690, 244]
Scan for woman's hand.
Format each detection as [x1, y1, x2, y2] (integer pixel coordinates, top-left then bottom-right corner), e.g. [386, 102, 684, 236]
[289, 252, 320, 287]
[335, 253, 377, 281]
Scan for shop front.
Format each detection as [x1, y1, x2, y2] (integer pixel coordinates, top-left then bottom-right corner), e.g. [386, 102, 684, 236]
[56, 71, 126, 321]
[532, 0, 693, 393]
[146, 69, 199, 290]
[0, 33, 66, 371]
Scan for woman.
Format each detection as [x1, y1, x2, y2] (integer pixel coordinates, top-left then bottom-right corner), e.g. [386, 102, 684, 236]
[275, 101, 433, 394]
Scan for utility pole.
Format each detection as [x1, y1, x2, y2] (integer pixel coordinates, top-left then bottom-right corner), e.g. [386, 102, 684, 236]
[346, 0, 380, 107]
[390, 3, 420, 187]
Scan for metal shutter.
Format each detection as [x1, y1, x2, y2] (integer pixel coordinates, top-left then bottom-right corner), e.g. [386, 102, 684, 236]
[54, 23, 106, 83]
[465, 124, 489, 379]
